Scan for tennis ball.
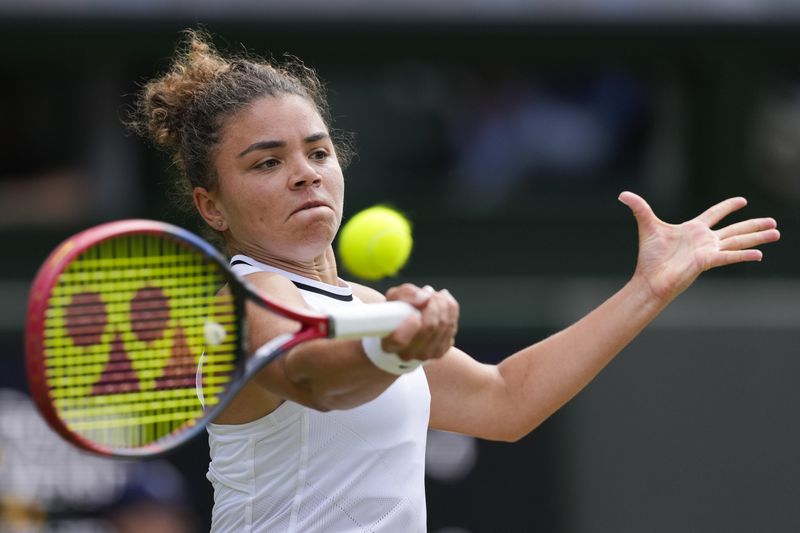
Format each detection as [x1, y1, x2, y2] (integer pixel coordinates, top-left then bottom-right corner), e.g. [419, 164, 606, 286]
[338, 206, 413, 281]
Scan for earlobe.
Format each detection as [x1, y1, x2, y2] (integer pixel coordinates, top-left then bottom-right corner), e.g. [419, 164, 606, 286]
[193, 187, 228, 231]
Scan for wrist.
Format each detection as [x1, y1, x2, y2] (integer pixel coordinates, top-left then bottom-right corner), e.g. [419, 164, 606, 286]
[361, 337, 421, 375]
[627, 274, 673, 314]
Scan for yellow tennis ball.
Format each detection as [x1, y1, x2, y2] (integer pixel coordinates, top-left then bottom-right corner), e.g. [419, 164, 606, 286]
[338, 206, 413, 281]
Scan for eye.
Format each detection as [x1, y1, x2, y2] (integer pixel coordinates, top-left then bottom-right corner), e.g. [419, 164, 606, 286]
[255, 158, 280, 170]
[310, 149, 329, 161]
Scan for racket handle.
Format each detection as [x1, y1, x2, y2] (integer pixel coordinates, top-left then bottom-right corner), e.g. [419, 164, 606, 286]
[330, 301, 418, 339]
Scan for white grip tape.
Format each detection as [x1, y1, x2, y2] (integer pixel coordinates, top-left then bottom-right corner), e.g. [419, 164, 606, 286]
[331, 300, 417, 339]
[361, 336, 421, 375]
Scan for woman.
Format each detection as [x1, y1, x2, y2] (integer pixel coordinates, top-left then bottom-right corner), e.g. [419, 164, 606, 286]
[129, 29, 780, 532]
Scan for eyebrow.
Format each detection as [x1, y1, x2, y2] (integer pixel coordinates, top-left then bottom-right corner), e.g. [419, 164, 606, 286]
[237, 132, 330, 158]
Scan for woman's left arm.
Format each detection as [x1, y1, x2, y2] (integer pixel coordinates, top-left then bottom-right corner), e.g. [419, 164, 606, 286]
[426, 192, 780, 441]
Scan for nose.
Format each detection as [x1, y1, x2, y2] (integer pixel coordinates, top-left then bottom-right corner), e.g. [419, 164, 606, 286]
[289, 158, 322, 190]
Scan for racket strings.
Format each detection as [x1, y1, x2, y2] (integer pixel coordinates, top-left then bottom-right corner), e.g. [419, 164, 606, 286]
[42, 310, 237, 344]
[41, 233, 240, 451]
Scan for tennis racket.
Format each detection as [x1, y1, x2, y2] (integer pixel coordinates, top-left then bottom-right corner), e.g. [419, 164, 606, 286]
[25, 219, 416, 458]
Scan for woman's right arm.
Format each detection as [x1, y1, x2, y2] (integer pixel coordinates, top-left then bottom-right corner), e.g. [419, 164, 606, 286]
[214, 273, 456, 424]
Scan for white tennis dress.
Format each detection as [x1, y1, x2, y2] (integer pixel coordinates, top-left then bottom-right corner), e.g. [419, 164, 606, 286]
[206, 255, 430, 532]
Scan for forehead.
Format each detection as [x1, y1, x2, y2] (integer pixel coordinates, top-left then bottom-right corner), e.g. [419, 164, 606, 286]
[220, 94, 327, 148]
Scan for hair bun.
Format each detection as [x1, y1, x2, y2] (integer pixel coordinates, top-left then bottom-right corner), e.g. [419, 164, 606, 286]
[130, 29, 227, 159]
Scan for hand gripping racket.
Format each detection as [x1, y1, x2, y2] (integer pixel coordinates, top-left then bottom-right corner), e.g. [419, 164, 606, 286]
[25, 220, 415, 458]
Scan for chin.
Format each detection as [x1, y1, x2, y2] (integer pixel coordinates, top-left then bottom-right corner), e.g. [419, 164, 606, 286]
[296, 230, 336, 257]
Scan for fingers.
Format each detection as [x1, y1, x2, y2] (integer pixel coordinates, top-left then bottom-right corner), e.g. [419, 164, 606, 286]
[383, 284, 459, 362]
[696, 196, 748, 227]
[716, 217, 777, 240]
[719, 228, 781, 252]
[709, 249, 764, 268]
[711, 214, 780, 267]
[385, 283, 435, 307]
[622, 192, 757, 232]
[715, 215, 779, 255]
[383, 312, 422, 348]
[398, 288, 458, 361]
[382, 283, 430, 351]
[410, 288, 458, 357]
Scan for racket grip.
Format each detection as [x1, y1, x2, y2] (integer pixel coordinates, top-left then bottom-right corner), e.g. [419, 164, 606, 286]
[330, 301, 418, 339]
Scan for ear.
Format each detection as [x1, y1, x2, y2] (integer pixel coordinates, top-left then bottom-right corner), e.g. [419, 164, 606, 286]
[193, 187, 229, 232]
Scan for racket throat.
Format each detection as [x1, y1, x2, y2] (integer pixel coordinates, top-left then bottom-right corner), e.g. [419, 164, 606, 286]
[247, 327, 322, 374]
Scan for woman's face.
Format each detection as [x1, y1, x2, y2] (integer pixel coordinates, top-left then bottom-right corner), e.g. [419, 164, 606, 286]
[210, 94, 345, 262]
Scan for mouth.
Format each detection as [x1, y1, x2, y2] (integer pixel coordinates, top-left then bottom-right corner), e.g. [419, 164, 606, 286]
[290, 200, 331, 217]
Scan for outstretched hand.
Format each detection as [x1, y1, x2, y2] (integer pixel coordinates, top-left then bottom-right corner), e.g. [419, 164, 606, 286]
[618, 191, 780, 303]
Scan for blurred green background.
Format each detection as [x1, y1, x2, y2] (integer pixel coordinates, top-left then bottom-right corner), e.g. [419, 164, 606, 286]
[1, 4, 800, 532]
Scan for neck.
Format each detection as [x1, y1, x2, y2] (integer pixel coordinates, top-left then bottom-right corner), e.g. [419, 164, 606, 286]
[233, 242, 341, 286]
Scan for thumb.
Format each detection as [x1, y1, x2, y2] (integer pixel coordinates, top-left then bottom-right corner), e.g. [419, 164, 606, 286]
[618, 191, 657, 229]
[382, 312, 421, 352]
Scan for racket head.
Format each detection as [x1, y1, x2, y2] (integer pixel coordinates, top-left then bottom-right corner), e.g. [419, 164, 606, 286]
[26, 220, 246, 457]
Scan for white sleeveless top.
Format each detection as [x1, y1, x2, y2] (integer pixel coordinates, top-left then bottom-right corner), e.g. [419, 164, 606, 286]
[206, 255, 431, 532]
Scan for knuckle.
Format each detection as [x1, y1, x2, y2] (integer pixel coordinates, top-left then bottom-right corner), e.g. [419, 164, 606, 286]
[387, 283, 417, 299]
[420, 321, 437, 336]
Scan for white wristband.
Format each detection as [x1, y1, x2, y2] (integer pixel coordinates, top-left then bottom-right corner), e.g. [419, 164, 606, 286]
[361, 336, 421, 375]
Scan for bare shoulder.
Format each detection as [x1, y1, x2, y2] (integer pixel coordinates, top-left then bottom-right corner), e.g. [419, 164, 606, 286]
[243, 271, 309, 307]
[348, 280, 386, 304]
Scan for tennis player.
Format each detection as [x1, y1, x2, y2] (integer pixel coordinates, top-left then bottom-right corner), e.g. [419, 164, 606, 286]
[128, 29, 780, 532]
